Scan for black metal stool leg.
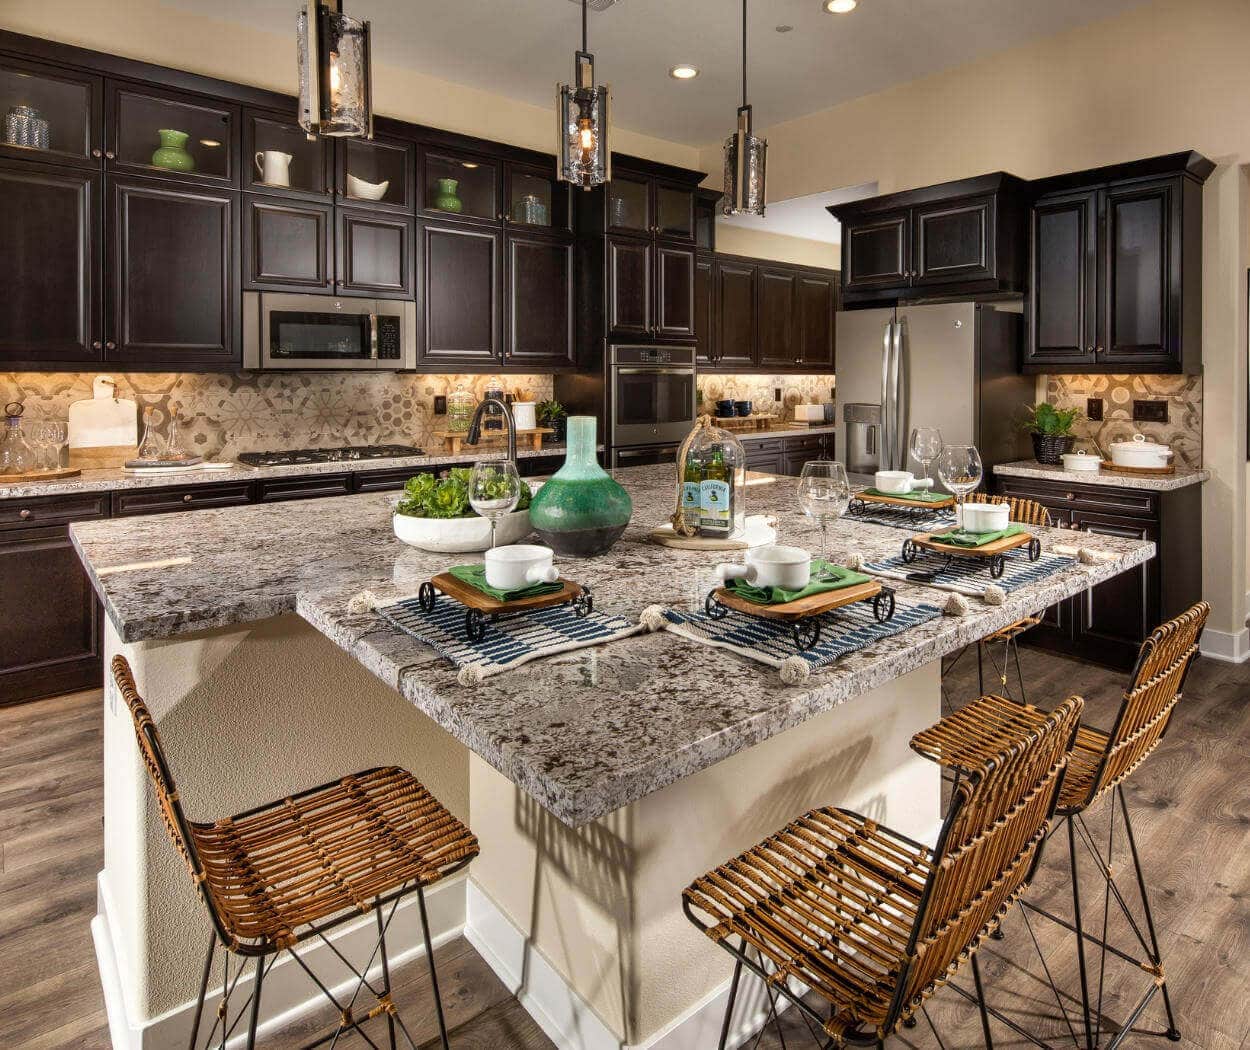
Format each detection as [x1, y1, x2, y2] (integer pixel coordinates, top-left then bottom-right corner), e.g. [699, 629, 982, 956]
[1118, 786, 1182, 1042]
[717, 951, 745, 1050]
[188, 930, 216, 1050]
[245, 955, 265, 1050]
[1011, 638, 1028, 705]
[417, 883, 452, 1050]
[970, 953, 995, 1049]
[977, 641, 985, 694]
[1068, 816, 1096, 1050]
[377, 904, 398, 1050]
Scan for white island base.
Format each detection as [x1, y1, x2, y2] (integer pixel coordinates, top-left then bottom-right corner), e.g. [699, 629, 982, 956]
[94, 615, 939, 1050]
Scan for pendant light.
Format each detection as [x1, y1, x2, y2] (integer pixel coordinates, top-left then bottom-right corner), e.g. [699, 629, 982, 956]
[557, 0, 611, 189]
[297, 0, 373, 138]
[722, 0, 766, 215]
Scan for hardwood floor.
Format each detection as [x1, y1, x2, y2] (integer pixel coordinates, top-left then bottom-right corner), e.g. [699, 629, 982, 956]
[1, 644, 1246, 1049]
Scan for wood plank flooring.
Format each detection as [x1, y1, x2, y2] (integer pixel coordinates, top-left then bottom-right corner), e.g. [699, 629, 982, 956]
[1, 643, 1246, 1049]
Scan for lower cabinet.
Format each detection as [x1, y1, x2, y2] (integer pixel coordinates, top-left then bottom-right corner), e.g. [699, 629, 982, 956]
[743, 433, 835, 477]
[994, 474, 1201, 670]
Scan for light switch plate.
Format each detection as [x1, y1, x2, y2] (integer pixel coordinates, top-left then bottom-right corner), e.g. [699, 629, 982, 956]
[434, 395, 447, 414]
[1086, 397, 1104, 421]
[1132, 399, 1169, 423]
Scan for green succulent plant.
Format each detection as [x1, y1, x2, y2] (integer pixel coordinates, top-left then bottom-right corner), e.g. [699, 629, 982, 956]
[395, 466, 531, 519]
[1019, 402, 1083, 437]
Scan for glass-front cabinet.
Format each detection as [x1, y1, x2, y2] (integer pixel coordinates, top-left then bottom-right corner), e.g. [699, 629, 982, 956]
[422, 149, 499, 221]
[243, 109, 331, 198]
[506, 163, 566, 231]
[107, 82, 237, 185]
[0, 57, 101, 167]
[337, 133, 413, 211]
[655, 182, 694, 240]
[607, 174, 650, 235]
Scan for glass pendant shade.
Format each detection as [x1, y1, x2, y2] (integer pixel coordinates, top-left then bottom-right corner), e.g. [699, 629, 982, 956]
[723, 106, 767, 216]
[298, 1, 373, 138]
[557, 52, 610, 189]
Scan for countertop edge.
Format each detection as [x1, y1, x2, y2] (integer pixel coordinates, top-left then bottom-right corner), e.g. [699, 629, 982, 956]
[993, 461, 1209, 492]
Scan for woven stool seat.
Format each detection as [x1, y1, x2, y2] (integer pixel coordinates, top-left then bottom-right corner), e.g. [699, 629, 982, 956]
[191, 767, 479, 950]
[684, 807, 929, 1033]
[983, 615, 1042, 643]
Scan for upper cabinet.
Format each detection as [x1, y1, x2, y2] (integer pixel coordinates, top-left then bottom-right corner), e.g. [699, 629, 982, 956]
[606, 169, 694, 243]
[832, 173, 1028, 306]
[1025, 152, 1212, 374]
[107, 82, 238, 187]
[339, 132, 414, 212]
[0, 56, 101, 168]
[243, 108, 332, 199]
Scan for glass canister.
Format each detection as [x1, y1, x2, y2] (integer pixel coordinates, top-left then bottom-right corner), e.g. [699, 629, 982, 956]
[1, 402, 37, 476]
[483, 376, 505, 432]
[446, 383, 476, 433]
[686, 423, 747, 539]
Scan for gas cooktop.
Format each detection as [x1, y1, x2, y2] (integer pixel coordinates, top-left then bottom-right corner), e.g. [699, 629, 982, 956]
[236, 445, 426, 468]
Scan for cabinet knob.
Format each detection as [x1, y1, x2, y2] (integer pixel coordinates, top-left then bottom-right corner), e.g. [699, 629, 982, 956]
[1087, 346, 1095, 353]
[182, 493, 193, 503]
[19, 509, 32, 520]
[91, 340, 102, 350]
[1065, 492, 1075, 501]
[1095, 346, 1104, 353]
[105, 340, 116, 350]
[91, 148, 102, 159]
[105, 150, 115, 160]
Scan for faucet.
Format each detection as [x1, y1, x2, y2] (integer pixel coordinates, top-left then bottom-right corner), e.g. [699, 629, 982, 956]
[465, 397, 517, 465]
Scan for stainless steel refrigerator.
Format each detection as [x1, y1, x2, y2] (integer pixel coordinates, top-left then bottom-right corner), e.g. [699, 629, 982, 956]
[835, 301, 1034, 481]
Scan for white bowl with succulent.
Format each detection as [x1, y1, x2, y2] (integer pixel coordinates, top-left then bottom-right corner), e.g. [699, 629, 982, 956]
[392, 467, 534, 553]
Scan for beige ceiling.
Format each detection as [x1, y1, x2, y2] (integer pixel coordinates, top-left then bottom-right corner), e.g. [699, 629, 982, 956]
[179, 0, 1152, 146]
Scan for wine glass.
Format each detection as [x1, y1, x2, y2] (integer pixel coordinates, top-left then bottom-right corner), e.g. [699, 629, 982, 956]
[468, 461, 522, 549]
[43, 421, 67, 470]
[797, 461, 851, 578]
[909, 426, 944, 485]
[937, 445, 984, 520]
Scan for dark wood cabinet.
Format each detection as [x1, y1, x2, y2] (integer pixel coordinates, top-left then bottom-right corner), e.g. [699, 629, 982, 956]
[911, 195, 995, 286]
[506, 231, 574, 368]
[654, 245, 695, 338]
[0, 55, 102, 169]
[107, 176, 238, 368]
[694, 256, 716, 367]
[779, 432, 834, 476]
[243, 108, 333, 199]
[796, 272, 836, 369]
[605, 172, 694, 242]
[418, 220, 501, 367]
[243, 194, 333, 293]
[743, 439, 784, 475]
[841, 212, 909, 294]
[756, 267, 797, 369]
[1025, 152, 1212, 374]
[715, 261, 757, 369]
[0, 161, 101, 366]
[112, 481, 253, 516]
[255, 474, 352, 502]
[335, 206, 413, 299]
[606, 235, 651, 336]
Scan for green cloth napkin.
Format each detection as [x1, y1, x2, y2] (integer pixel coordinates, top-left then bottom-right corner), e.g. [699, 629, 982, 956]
[728, 561, 871, 605]
[930, 524, 1026, 548]
[862, 487, 950, 503]
[448, 563, 564, 603]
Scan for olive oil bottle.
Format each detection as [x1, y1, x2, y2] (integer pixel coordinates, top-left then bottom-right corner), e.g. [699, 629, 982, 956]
[682, 453, 702, 530]
[699, 447, 733, 537]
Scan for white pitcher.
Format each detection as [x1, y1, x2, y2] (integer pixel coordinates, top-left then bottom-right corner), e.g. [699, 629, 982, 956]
[254, 150, 293, 187]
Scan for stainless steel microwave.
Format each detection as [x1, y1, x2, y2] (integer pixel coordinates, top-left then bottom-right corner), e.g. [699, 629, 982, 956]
[243, 292, 416, 371]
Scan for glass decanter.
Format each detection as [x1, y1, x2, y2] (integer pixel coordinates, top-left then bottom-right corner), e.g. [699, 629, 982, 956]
[137, 408, 165, 460]
[162, 405, 187, 460]
[1, 402, 36, 476]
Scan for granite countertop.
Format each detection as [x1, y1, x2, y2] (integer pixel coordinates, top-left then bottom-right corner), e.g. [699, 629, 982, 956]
[734, 423, 838, 442]
[0, 443, 574, 500]
[994, 459, 1209, 492]
[71, 464, 1154, 827]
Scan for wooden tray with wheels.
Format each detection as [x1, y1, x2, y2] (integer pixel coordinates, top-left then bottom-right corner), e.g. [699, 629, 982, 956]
[849, 490, 956, 512]
[704, 579, 896, 652]
[901, 531, 1041, 580]
[418, 572, 592, 642]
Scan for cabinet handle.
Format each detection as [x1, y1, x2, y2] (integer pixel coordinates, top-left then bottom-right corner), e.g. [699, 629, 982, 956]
[105, 340, 116, 350]
[182, 493, 194, 503]
[1087, 346, 1095, 353]
[19, 509, 32, 520]
[1065, 492, 1075, 501]
[91, 340, 102, 350]
[91, 148, 102, 159]
[1095, 346, 1104, 353]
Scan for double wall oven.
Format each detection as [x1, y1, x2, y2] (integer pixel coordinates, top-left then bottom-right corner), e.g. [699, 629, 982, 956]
[608, 345, 697, 468]
[243, 292, 417, 371]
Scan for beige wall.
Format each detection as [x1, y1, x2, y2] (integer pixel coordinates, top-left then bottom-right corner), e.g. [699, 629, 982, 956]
[700, 0, 1249, 648]
[712, 225, 839, 269]
[4, 0, 700, 170]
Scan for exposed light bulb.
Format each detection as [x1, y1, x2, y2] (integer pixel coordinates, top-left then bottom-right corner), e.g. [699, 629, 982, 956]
[329, 52, 342, 94]
[578, 118, 595, 152]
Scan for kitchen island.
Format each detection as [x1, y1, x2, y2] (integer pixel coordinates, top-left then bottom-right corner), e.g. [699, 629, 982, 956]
[71, 465, 1155, 1050]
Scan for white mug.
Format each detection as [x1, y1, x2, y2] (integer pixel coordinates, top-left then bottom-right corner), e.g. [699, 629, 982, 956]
[255, 150, 293, 187]
[957, 502, 1010, 533]
[484, 544, 559, 591]
[717, 544, 812, 591]
[874, 470, 934, 494]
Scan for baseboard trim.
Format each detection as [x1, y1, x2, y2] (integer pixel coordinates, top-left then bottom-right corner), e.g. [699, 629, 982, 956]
[1200, 625, 1250, 663]
[93, 870, 466, 1050]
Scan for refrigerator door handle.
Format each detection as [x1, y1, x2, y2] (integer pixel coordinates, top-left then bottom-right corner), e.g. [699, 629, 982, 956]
[892, 319, 906, 470]
[881, 320, 894, 470]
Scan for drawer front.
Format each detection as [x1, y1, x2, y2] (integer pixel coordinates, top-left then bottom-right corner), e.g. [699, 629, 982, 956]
[112, 482, 254, 517]
[782, 434, 829, 456]
[256, 474, 352, 502]
[745, 451, 784, 474]
[995, 476, 1157, 519]
[0, 493, 109, 530]
[744, 438, 785, 454]
[354, 467, 435, 493]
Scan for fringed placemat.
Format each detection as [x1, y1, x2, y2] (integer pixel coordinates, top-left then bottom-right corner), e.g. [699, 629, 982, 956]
[642, 599, 942, 684]
[351, 591, 647, 685]
[861, 547, 1070, 599]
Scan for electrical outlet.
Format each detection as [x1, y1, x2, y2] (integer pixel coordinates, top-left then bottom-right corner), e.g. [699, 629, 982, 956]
[1132, 399, 1169, 423]
[1086, 397, 1104, 421]
[433, 395, 447, 414]
[774, 387, 782, 403]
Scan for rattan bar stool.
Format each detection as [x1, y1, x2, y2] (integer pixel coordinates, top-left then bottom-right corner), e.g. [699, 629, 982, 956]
[919, 601, 1209, 1050]
[111, 655, 480, 1050]
[682, 692, 1084, 1048]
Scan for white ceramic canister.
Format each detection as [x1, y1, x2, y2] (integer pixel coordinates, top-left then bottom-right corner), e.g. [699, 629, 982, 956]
[512, 401, 537, 431]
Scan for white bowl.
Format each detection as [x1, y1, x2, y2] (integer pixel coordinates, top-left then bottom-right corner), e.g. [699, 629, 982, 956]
[392, 509, 532, 553]
[346, 174, 390, 201]
[484, 543, 558, 590]
[874, 470, 915, 494]
[718, 544, 812, 591]
[1061, 451, 1101, 472]
[1108, 433, 1173, 469]
[958, 501, 1010, 533]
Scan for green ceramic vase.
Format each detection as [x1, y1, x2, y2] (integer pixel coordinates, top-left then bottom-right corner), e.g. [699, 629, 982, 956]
[151, 128, 195, 172]
[530, 416, 632, 557]
[433, 177, 463, 213]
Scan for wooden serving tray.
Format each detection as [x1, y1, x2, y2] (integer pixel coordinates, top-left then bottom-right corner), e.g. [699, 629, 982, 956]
[712, 413, 778, 432]
[428, 572, 582, 614]
[712, 579, 882, 622]
[435, 427, 555, 455]
[0, 466, 81, 483]
[909, 530, 1035, 558]
[852, 490, 956, 511]
[1099, 460, 1176, 476]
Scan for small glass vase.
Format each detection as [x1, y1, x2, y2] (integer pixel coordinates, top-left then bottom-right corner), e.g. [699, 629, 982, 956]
[529, 416, 632, 557]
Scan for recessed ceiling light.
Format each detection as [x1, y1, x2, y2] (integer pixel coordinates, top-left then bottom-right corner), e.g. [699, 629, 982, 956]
[669, 64, 700, 80]
[823, 0, 857, 12]
[775, 24, 794, 33]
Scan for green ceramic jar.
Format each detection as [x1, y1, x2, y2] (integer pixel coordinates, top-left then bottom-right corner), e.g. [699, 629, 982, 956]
[151, 129, 195, 172]
[433, 177, 463, 213]
[529, 416, 632, 557]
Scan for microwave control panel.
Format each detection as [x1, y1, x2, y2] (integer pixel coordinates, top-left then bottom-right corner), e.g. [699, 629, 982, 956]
[377, 316, 402, 360]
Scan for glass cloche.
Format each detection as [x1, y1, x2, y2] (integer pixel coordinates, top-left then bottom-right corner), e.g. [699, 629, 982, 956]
[680, 422, 747, 539]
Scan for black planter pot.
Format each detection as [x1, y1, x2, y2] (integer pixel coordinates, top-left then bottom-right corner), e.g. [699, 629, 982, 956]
[1031, 432, 1075, 464]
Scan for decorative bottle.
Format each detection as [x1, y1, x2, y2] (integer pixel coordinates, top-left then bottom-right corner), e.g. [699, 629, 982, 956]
[682, 452, 702, 530]
[699, 446, 733, 537]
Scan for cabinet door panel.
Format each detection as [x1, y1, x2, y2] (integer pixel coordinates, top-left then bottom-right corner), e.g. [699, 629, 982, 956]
[108, 177, 237, 367]
[1072, 511, 1157, 667]
[694, 257, 716, 366]
[606, 175, 651, 236]
[107, 81, 238, 187]
[0, 162, 101, 365]
[842, 213, 909, 291]
[507, 233, 573, 367]
[607, 237, 651, 336]
[0, 58, 102, 168]
[654, 182, 694, 241]
[1101, 180, 1174, 366]
[336, 208, 413, 299]
[756, 267, 797, 368]
[715, 262, 756, 368]
[654, 245, 695, 338]
[243, 195, 333, 292]
[912, 196, 992, 285]
[419, 222, 500, 367]
[1027, 191, 1097, 367]
[795, 272, 835, 369]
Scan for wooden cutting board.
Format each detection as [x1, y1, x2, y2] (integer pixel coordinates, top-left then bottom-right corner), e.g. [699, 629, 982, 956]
[68, 377, 139, 468]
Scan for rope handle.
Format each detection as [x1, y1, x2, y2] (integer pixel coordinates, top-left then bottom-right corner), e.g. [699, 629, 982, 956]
[670, 414, 715, 537]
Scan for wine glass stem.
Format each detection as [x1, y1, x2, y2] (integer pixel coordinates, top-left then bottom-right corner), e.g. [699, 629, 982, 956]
[821, 522, 830, 567]
[489, 517, 497, 549]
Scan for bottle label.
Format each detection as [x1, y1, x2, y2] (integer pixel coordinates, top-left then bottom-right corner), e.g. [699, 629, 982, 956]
[682, 481, 701, 525]
[700, 479, 731, 532]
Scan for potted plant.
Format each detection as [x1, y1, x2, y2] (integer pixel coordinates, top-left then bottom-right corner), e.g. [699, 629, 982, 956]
[392, 467, 533, 553]
[1019, 403, 1083, 464]
[536, 398, 568, 442]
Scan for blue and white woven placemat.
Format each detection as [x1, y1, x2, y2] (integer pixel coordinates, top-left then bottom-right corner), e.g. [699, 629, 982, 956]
[369, 593, 645, 685]
[862, 546, 1070, 597]
[846, 502, 958, 533]
[657, 598, 942, 683]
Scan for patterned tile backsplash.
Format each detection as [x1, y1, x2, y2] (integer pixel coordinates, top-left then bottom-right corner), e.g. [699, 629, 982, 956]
[696, 374, 836, 418]
[1044, 374, 1202, 469]
[1, 372, 554, 459]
